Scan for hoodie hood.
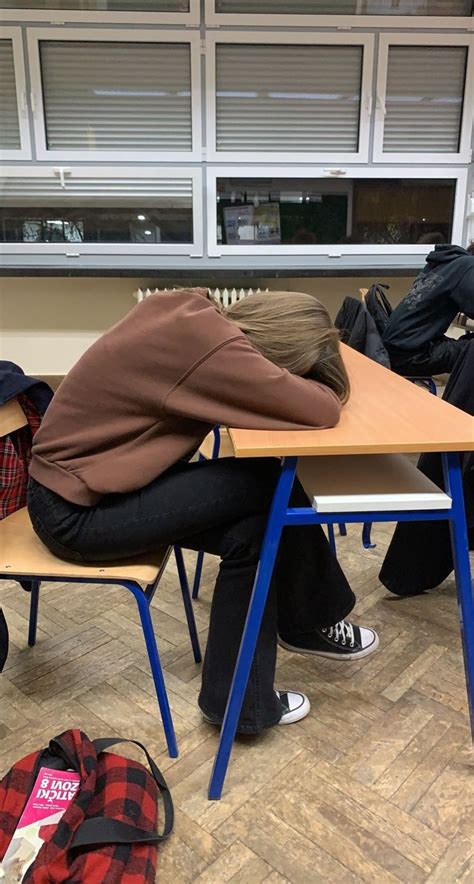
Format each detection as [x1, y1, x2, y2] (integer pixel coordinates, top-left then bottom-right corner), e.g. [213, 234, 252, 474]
[426, 244, 470, 265]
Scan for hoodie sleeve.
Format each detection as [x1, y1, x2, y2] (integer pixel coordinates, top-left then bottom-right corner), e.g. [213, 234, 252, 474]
[165, 335, 342, 430]
[453, 265, 474, 318]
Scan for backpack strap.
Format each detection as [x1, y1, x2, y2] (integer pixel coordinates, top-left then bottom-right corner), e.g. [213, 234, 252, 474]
[92, 737, 173, 840]
[70, 817, 167, 849]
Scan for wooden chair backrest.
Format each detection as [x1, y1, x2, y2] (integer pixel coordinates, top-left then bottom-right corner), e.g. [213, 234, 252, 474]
[359, 287, 369, 303]
[0, 398, 28, 438]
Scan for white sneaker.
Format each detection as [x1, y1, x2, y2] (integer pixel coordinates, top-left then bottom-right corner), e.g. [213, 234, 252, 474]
[276, 689, 310, 725]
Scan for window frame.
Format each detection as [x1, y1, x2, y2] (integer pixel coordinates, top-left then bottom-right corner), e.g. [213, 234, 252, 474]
[1, 0, 199, 26]
[206, 165, 468, 256]
[205, 31, 375, 164]
[0, 165, 203, 256]
[373, 33, 474, 165]
[467, 187, 474, 246]
[27, 27, 202, 162]
[0, 27, 31, 160]
[205, 0, 474, 29]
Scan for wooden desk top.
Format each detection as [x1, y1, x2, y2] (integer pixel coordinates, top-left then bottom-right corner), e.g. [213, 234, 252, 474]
[229, 345, 474, 458]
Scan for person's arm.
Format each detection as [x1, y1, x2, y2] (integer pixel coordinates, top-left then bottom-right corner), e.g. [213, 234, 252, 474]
[453, 266, 474, 318]
[165, 336, 342, 430]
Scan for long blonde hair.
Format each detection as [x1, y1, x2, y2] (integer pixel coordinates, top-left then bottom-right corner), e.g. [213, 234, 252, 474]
[225, 291, 350, 404]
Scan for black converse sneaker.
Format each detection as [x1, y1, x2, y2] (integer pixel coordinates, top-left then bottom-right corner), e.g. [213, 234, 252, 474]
[276, 690, 310, 725]
[202, 689, 310, 729]
[279, 620, 379, 660]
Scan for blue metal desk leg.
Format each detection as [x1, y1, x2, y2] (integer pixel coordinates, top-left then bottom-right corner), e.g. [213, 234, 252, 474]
[208, 456, 298, 800]
[443, 452, 474, 738]
[327, 523, 336, 554]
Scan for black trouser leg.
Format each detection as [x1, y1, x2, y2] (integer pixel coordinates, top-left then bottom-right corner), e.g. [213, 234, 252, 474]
[388, 335, 474, 377]
[28, 458, 355, 733]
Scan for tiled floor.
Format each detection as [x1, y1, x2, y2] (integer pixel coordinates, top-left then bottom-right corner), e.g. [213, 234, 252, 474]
[1, 524, 473, 882]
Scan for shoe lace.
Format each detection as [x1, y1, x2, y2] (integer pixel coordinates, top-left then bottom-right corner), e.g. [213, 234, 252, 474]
[322, 620, 355, 648]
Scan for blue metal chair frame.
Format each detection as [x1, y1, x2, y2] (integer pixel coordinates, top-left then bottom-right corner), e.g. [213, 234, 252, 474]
[406, 377, 437, 397]
[207, 451, 474, 799]
[15, 545, 201, 759]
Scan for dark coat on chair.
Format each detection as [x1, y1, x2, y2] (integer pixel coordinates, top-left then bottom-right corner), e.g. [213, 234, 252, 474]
[335, 296, 391, 368]
[0, 362, 53, 672]
[0, 360, 53, 411]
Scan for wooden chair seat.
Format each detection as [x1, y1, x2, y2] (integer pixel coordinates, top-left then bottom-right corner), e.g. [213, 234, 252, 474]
[199, 428, 234, 460]
[0, 398, 27, 436]
[0, 507, 166, 585]
[297, 454, 452, 513]
[0, 395, 202, 758]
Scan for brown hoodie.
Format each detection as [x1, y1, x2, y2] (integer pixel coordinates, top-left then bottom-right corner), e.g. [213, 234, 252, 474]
[30, 288, 342, 506]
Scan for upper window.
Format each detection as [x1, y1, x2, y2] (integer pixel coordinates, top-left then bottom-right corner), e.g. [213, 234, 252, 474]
[0, 28, 31, 160]
[28, 29, 201, 161]
[207, 0, 473, 26]
[374, 35, 474, 163]
[2, 1, 199, 25]
[206, 34, 374, 163]
[0, 167, 202, 255]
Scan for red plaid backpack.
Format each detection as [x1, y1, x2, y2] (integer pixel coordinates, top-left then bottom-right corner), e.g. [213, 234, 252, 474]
[0, 729, 173, 882]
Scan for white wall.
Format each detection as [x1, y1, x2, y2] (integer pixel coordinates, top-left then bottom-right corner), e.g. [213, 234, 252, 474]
[0, 275, 415, 375]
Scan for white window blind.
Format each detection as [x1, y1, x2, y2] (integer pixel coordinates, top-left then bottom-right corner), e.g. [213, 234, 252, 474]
[215, 44, 363, 154]
[383, 45, 467, 154]
[0, 175, 193, 204]
[39, 40, 192, 152]
[0, 39, 20, 151]
[215, 1, 471, 14]
[2, 1, 189, 9]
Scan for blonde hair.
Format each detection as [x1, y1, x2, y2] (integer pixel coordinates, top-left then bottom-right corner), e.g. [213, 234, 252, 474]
[225, 290, 350, 404]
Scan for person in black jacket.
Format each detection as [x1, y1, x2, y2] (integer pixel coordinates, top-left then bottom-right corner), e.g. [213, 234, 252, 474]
[383, 243, 474, 376]
[379, 341, 474, 596]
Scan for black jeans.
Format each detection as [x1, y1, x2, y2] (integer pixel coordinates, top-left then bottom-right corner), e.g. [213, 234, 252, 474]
[388, 333, 474, 377]
[27, 457, 355, 733]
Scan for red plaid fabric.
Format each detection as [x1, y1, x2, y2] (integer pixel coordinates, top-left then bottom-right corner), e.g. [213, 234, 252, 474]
[0, 394, 41, 520]
[0, 730, 161, 882]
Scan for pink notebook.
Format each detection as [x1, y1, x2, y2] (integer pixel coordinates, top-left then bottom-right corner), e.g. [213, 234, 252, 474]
[0, 767, 80, 882]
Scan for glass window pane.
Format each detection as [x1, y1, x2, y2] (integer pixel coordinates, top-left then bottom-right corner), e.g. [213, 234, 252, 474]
[0, 40, 21, 150]
[216, 177, 456, 246]
[40, 41, 192, 152]
[0, 206, 193, 243]
[383, 46, 467, 154]
[215, 1, 472, 14]
[0, 177, 193, 243]
[216, 44, 363, 154]
[2, 1, 189, 11]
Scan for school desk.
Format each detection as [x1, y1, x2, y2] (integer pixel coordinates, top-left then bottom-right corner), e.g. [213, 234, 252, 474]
[208, 344, 474, 799]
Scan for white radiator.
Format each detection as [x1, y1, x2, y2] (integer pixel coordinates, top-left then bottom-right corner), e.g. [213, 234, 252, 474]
[134, 287, 268, 306]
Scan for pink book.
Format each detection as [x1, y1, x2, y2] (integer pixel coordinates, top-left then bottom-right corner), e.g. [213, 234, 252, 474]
[0, 767, 80, 882]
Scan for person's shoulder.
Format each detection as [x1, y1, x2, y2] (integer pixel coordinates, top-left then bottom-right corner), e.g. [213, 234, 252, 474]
[455, 256, 474, 280]
[139, 287, 210, 311]
[143, 288, 242, 356]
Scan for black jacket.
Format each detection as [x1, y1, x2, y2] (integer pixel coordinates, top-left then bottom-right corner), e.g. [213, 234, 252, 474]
[0, 361, 53, 412]
[383, 245, 474, 353]
[379, 342, 474, 596]
[335, 296, 391, 368]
